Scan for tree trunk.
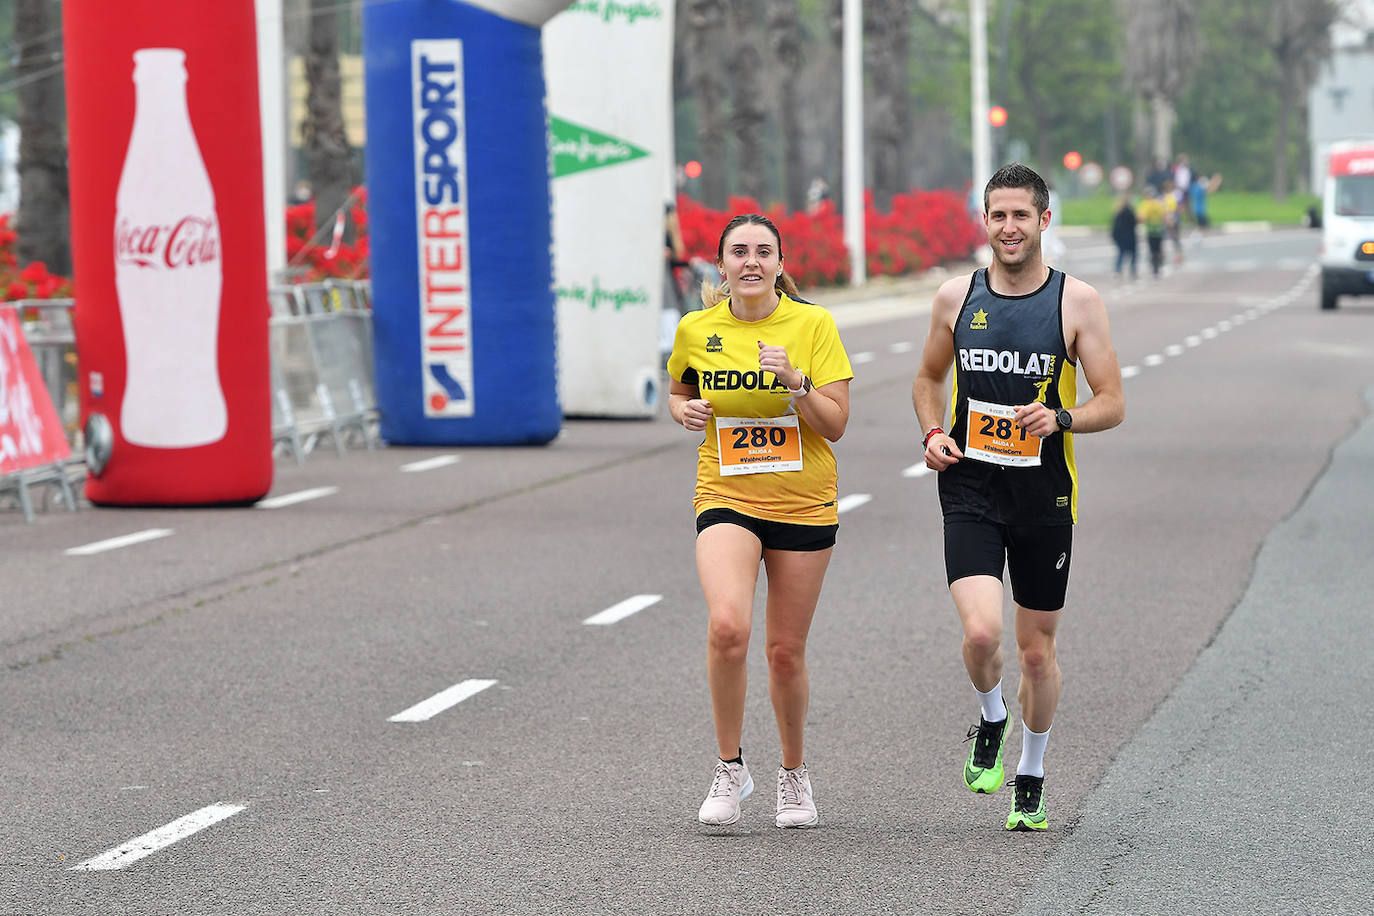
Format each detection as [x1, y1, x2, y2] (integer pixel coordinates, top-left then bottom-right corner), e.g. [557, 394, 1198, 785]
[766, 0, 806, 211]
[1274, 76, 1292, 201]
[303, 0, 356, 243]
[14, 0, 70, 275]
[1150, 94, 1174, 164]
[683, 0, 729, 207]
[727, 1, 768, 203]
[865, 0, 911, 209]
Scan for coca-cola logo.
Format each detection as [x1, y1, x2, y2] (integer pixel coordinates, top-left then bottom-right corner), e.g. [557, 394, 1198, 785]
[115, 216, 220, 268]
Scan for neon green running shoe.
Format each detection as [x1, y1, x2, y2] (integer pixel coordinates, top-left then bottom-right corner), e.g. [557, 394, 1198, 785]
[962, 713, 1011, 794]
[1005, 774, 1048, 831]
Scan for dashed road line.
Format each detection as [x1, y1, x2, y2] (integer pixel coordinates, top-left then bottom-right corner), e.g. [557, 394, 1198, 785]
[889, 341, 914, 354]
[400, 455, 461, 473]
[902, 462, 933, 478]
[851, 351, 876, 365]
[65, 528, 174, 557]
[388, 679, 498, 723]
[70, 803, 246, 871]
[584, 594, 662, 626]
[836, 493, 872, 513]
[256, 486, 339, 509]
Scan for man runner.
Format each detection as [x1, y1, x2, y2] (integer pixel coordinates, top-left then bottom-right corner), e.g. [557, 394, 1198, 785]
[912, 162, 1125, 831]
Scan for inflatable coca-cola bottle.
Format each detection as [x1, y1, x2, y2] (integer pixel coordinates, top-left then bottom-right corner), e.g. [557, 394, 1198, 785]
[114, 48, 226, 448]
[65, 1, 271, 506]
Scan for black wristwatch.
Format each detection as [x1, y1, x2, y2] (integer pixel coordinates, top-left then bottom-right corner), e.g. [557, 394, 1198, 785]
[1055, 408, 1073, 431]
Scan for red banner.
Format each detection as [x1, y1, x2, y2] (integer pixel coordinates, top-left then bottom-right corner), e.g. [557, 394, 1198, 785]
[64, 0, 272, 505]
[0, 309, 71, 476]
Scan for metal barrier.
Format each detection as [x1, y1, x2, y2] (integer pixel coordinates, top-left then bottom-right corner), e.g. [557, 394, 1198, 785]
[0, 299, 82, 522]
[268, 280, 379, 463]
[2, 281, 379, 521]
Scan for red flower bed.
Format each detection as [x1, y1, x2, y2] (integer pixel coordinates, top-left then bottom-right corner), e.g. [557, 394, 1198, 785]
[676, 187, 982, 290]
[286, 185, 370, 282]
[0, 215, 74, 301]
[1, 181, 982, 299]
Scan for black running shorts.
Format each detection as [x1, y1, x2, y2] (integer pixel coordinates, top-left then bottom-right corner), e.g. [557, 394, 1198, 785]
[944, 518, 1072, 611]
[696, 507, 837, 552]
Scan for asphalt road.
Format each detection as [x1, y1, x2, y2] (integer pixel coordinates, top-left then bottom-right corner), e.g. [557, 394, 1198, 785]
[2, 228, 1370, 915]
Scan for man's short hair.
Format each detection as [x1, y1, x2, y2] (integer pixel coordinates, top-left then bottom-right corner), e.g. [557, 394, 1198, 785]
[983, 162, 1050, 215]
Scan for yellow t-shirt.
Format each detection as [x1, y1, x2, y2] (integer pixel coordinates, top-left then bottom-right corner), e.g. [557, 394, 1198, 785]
[667, 293, 854, 525]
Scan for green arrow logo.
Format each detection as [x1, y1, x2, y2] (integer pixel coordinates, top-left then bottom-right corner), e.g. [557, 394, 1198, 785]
[549, 116, 648, 178]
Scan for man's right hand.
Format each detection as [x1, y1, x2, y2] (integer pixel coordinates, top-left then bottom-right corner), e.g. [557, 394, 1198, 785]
[925, 433, 962, 470]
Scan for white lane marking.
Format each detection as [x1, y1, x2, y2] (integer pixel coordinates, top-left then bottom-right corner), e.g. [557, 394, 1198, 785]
[851, 351, 876, 365]
[65, 529, 173, 557]
[1142, 354, 1165, 367]
[388, 679, 498, 723]
[1184, 335, 1202, 347]
[902, 462, 934, 478]
[70, 803, 246, 871]
[256, 486, 338, 509]
[1201, 327, 1219, 339]
[584, 594, 662, 626]
[836, 493, 872, 514]
[1164, 344, 1184, 357]
[1217, 320, 1233, 331]
[889, 341, 914, 354]
[400, 454, 461, 473]
[1120, 365, 1141, 378]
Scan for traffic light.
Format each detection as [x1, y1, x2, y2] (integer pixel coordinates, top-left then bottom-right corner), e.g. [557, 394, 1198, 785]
[1063, 151, 1082, 171]
[988, 106, 1007, 128]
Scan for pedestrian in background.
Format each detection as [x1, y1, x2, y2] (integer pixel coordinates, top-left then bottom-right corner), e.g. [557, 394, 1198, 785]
[1188, 171, 1222, 230]
[667, 213, 854, 830]
[1137, 185, 1167, 278]
[1110, 192, 1138, 280]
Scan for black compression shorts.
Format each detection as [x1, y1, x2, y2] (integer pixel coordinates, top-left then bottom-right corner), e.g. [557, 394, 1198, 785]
[944, 518, 1072, 611]
[696, 508, 837, 552]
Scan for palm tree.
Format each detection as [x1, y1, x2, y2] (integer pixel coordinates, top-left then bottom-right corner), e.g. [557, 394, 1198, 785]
[1123, 0, 1198, 167]
[727, 1, 768, 202]
[865, 0, 912, 209]
[1263, 0, 1340, 199]
[303, 0, 356, 242]
[14, 0, 70, 274]
[765, 0, 806, 210]
[681, 0, 730, 207]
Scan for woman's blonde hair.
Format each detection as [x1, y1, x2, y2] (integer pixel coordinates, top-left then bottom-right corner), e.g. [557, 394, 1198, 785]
[700, 213, 802, 308]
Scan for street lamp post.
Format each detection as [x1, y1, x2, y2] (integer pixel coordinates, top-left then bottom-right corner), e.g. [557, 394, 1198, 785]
[843, 0, 865, 287]
[970, 0, 991, 208]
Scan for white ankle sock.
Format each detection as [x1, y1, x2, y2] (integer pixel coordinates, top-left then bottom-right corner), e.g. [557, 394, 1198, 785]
[1018, 724, 1050, 778]
[974, 681, 1007, 723]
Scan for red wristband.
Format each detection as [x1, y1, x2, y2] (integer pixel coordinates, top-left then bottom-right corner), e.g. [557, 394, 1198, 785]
[923, 427, 944, 448]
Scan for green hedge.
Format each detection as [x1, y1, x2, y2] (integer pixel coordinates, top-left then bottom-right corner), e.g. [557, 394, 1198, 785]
[1057, 191, 1320, 228]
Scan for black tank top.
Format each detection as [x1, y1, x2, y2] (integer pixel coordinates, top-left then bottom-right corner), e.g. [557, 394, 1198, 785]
[939, 268, 1079, 525]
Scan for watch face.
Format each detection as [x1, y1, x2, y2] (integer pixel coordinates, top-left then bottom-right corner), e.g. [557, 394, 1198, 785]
[1056, 409, 1072, 430]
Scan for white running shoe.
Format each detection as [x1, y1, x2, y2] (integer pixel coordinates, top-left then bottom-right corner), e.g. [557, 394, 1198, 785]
[697, 759, 753, 826]
[775, 764, 819, 828]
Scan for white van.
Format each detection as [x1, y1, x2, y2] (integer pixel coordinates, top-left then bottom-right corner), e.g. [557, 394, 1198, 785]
[1319, 141, 1374, 310]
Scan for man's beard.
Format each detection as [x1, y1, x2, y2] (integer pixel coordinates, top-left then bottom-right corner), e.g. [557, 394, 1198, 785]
[991, 233, 1041, 270]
